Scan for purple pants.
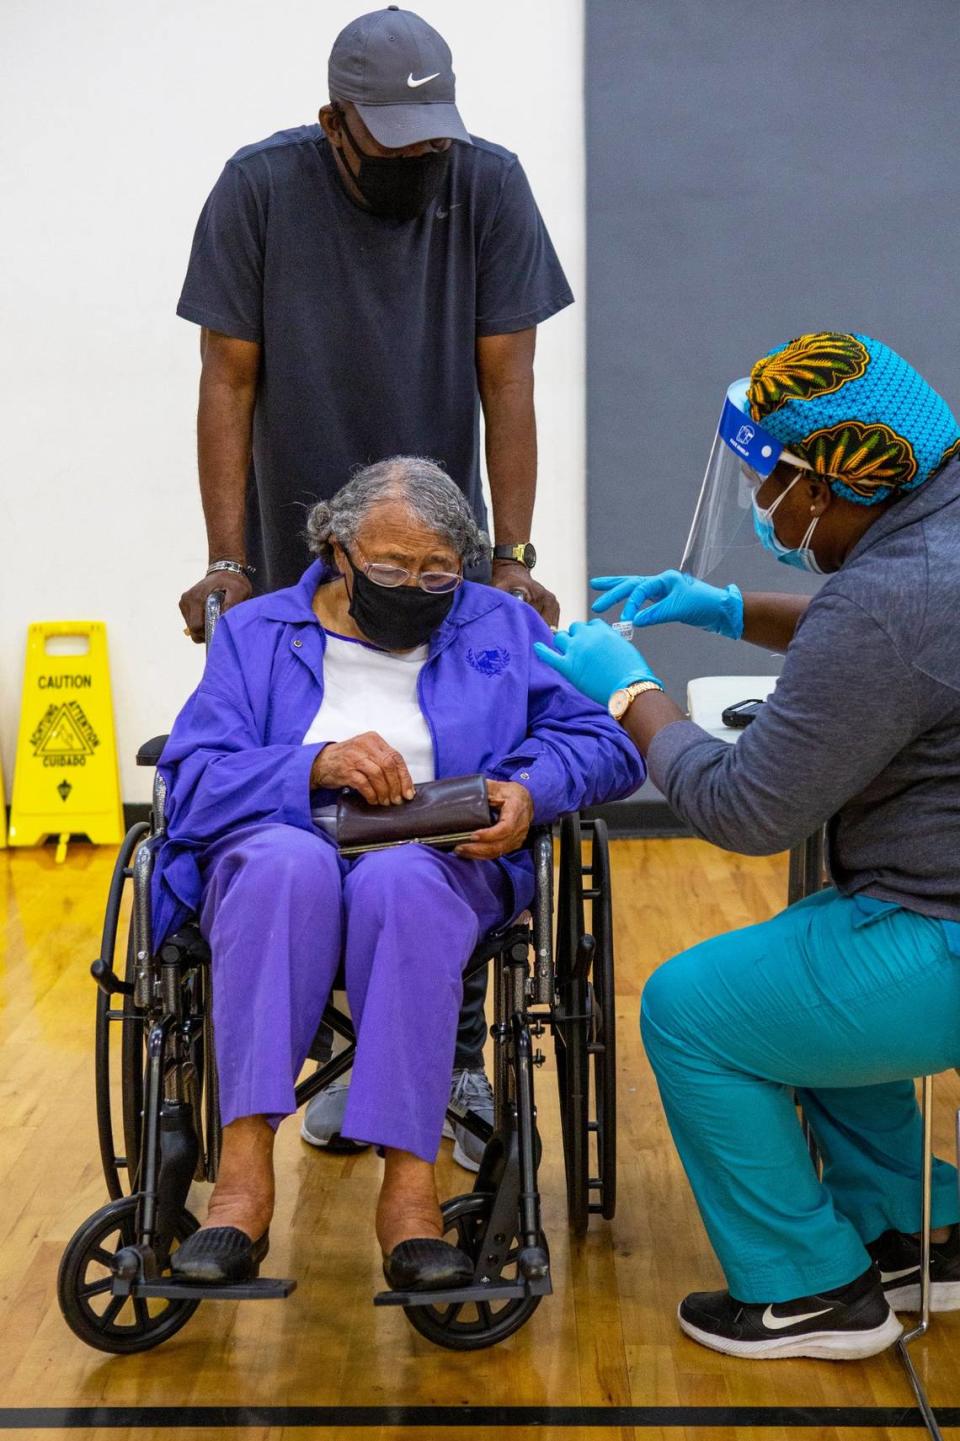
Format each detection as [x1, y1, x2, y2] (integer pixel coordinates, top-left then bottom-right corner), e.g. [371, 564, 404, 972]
[198, 824, 523, 1162]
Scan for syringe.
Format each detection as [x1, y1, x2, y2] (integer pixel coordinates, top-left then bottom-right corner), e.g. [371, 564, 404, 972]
[549, 619, 636, 640]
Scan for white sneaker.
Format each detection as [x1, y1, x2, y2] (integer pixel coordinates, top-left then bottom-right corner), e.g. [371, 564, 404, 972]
[443, 1067, 495, 1173]
[868, 1224, 960, 1312]
[678, 1268, 902, 1360]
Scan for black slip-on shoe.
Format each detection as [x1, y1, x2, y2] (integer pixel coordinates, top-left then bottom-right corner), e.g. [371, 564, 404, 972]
[678, 1265, 902, 1360]
[867, 1223, 960, 1312]
[382, 1238, 475, 1292]
[170, 1226, 270, 1284]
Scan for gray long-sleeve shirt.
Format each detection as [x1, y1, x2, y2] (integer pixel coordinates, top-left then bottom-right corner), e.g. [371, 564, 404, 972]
[649, 460, 960, 921]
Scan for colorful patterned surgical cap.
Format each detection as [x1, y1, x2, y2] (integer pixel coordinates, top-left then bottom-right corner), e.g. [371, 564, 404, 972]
[747, 332, 960, 505]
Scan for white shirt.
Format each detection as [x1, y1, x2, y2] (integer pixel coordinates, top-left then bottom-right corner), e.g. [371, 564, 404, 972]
[303, 633, 436, 816]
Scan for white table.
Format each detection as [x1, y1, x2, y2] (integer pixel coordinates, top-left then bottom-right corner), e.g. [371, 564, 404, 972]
[686, 674, 779, 744]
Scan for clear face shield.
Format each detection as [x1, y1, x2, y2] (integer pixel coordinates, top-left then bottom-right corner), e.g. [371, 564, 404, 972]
[680, 380, 789, 579]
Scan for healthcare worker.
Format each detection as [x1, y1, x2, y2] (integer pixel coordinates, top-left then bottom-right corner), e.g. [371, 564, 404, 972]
[536, 332, 960, 1361]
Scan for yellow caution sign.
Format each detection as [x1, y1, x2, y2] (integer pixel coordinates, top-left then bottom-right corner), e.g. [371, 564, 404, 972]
[9, 622, 123, 861]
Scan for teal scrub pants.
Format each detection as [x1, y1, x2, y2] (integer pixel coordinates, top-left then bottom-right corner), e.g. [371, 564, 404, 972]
[640, 888, 960, 1303]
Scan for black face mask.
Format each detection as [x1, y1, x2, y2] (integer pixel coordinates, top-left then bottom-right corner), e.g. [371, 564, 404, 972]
[345, 552, 456, 650]
[338, 114, 450, 222]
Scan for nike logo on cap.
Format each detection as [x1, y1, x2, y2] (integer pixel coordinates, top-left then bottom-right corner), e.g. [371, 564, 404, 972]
[761, 1304, 833, 1331]
[407, 71, 440, 87]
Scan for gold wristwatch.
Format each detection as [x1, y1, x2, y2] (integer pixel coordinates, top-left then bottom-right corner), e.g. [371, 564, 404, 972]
[608, 679, 663, 721]
[492, 541, 537, 570]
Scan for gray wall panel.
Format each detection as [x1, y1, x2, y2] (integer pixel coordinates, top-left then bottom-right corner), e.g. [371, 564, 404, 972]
[586, 0, 960, 796]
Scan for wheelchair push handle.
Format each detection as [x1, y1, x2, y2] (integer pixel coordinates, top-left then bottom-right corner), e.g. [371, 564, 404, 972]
[204, 590, 224, 650]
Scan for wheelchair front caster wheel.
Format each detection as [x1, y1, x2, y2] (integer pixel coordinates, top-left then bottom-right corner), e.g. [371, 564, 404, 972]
[518, 1245, 549, 1280]
[58, 1196, 200, 1354]
[402, 1192, 544, 1351]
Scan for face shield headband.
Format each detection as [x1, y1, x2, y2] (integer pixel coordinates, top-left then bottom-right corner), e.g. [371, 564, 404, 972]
[681, 380, 795, 579]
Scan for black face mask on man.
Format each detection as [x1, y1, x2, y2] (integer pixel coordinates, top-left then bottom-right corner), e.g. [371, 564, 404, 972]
[344, 551, 456, 650]
[337, 112, 450, 222]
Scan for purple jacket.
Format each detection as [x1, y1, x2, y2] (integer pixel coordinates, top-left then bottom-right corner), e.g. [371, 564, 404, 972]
[152, 561, 645, 943]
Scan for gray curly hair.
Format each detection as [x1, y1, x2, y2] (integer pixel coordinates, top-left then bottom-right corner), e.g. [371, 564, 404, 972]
[305, 456, 488, 566]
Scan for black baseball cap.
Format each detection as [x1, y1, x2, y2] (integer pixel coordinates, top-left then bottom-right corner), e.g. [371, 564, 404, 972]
[328, 7, 471, 148]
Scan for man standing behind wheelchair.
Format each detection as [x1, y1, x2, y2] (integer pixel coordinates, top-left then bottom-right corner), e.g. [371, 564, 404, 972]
[173, 6, 573, 1168]
[155, 457, 643, 1289]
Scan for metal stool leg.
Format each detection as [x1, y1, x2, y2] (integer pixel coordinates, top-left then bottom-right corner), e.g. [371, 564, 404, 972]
[896, 1074, 942, 1440]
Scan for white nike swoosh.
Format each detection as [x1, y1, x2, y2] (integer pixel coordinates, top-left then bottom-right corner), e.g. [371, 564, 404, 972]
[881, 1265, 919, 1283]
[761, 1304, 833, 1331]
[436, 203, 461, 218]
[407, 71, 440, 88]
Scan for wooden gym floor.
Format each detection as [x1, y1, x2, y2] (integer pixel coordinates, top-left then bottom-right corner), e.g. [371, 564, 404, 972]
[1, 838, 958, 1441]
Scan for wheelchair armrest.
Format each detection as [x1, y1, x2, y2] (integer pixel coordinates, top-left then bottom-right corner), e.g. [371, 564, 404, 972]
[136, 734, 170, 767]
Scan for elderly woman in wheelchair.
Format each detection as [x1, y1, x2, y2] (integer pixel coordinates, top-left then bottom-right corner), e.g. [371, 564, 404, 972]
[143, 456, 643, 1297]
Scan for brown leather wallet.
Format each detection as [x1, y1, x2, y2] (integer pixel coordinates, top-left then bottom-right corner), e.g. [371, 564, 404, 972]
[336, 774, 494, 856]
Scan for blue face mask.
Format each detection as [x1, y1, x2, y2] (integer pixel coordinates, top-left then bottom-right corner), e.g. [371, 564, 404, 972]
[751, 473, 823, 574]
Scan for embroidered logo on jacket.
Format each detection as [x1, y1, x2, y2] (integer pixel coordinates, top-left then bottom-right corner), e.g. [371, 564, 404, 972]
[466, 646, 511, 677]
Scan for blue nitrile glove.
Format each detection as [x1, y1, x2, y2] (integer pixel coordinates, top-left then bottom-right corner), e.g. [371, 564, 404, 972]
[591, 569, 744, 639]
[533, 618, 662, 708]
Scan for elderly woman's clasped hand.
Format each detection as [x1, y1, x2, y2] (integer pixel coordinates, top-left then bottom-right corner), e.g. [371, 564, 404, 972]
[312, 738, 533, 857]
[312, 732, 416, 805]
[456, 779, 534, 860]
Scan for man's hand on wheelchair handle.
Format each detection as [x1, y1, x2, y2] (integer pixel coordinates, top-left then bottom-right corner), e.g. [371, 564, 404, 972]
[310, 733, 415, 806]
[180, 570, 252, 643]
[455, 779, 533, 861]
[491, 560, 561, 628]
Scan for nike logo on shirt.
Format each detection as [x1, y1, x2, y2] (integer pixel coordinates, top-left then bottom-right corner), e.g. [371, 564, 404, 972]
[407, 71, 440, 87]
[761, 1304, 833, 1331]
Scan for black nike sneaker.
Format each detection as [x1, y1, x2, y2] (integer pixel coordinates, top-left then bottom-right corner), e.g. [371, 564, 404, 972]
[867, 1224, 960, 1313]
[678, 1265, 902, 1359]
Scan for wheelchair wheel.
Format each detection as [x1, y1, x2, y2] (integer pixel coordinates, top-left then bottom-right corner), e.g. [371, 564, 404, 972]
[94, 824, 149, 1200]
[554, 813, 590, 1236]
[585, 819, 617, 1221]
[58, 1196, 200, 1354]
[402, 1193, 544, 1351]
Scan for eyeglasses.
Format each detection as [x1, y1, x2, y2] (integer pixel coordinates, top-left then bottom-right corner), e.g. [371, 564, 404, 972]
[347, 545, 463, 595]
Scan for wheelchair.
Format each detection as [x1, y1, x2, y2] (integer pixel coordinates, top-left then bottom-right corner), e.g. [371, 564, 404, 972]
[58, 595, 617, 1354]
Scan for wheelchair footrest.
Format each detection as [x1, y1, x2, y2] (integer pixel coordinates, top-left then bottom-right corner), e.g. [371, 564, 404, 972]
[373, 1273, 551, 1308]
[122, 1276, 297, 1301]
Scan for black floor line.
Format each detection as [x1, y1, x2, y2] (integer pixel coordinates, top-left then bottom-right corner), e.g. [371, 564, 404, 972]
[0, 1404, 958, 1430]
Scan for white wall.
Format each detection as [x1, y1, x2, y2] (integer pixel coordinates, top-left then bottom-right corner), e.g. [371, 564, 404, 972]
[1, 0, 585, 804]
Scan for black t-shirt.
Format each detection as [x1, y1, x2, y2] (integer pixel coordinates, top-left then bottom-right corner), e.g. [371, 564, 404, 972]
[177, 126, 574, 590]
